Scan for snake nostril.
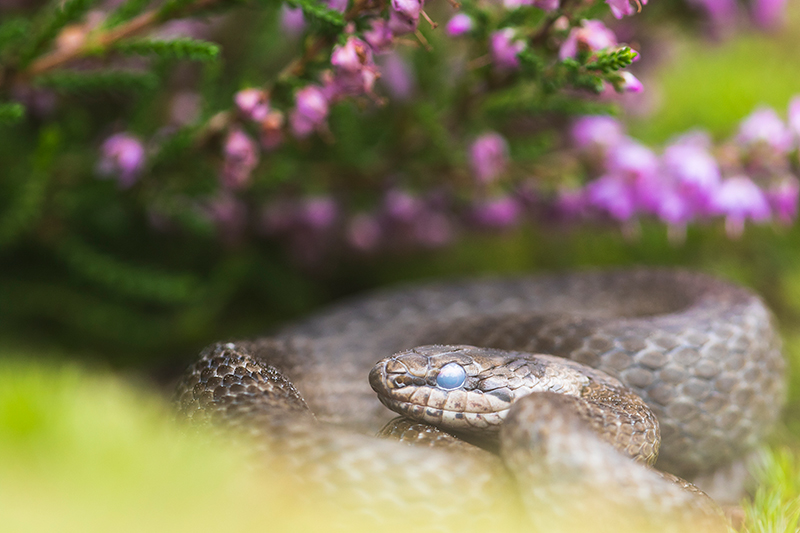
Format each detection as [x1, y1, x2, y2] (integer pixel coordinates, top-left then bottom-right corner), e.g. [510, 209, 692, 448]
[392, 375, 412, 388]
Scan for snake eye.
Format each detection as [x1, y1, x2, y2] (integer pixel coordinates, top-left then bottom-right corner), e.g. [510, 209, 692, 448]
[436, 362, 466, 390]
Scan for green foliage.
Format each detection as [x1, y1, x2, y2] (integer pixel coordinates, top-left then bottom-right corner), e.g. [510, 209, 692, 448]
[157, 0, 201, 20]
[114, 38, 220, 62]
[0, 18, 29, 55]
[741, 449, 800, 533]
[34, 70, 159, 93]
[0, 102, 25, 126]
[283, 0, 347, 28]
[104, 0, 154, 28]
[0, 126, 57, 247]
[586, 47, 639, 74]
[55, 236, 201, 305]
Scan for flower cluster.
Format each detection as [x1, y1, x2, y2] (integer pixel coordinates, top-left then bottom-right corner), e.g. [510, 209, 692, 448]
[85, 0, 796, 262]
[563, 102, 800, 237]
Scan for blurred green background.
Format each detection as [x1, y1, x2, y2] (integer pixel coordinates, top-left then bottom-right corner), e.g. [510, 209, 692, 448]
[4, 3, 800, 532]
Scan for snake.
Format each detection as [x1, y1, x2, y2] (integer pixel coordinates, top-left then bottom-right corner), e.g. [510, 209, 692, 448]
[175, 268, 785, 532]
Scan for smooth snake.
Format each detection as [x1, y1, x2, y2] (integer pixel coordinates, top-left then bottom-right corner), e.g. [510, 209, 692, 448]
[175, 269, 785, 531]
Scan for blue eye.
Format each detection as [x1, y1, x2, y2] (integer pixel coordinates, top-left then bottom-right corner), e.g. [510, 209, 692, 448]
[436, 362, 466, 390]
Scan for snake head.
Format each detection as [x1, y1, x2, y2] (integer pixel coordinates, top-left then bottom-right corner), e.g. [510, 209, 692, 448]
[370, 345, 546, 434]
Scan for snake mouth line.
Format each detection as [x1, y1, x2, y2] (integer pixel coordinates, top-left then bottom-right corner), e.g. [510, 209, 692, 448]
[377, 393, 509, 432]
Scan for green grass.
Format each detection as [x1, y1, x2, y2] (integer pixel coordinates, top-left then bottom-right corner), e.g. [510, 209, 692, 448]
[630, 3, 800, 144]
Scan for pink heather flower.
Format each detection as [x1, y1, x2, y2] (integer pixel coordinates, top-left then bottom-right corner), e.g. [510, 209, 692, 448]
[300, 196, 338, 229]
[326, 0, 348, 12]
[98, 133, 145, 188]
[379, 52, 415, 101]
[289, 85, 329, 138]
[469, 132, 510, 184]
[490, 29, 526, 70]
[602, 140, 659, 215]
[711, 176, 771, 237]
[556, 187, 587, 219]
[606, 0, 647, 18]
[331, 37, 372, 72]
[327, 38, 380, 100]
[384, 189, 423, 221]
[751, 0, 787, 28]
[446, 13, 473, 37]
[471, 196, 522, 229]
[235, 88, 269, 122]
[661, 139, 721, 214]
[503, 0, 534, 7]
[280, 4, 306, 37]
[559, 20, 617, 60]
[347, 213, 382, 251]
[607, 140, 659, 179]
[788, 96, 800, 142]
[586, 173, 637, 221]
[767, 176, 800, 224]
[685, 0, 736, 27]
[615, 71, 643, 93]
[389, 0, 422, 35]
[571, 115, 625, 150]
[737, 107, 793, 153]
[534, 0, 560, 10]
[364, 18, 394, 52]
[221, 129, 259, 189]
[654, 186, 695, 226]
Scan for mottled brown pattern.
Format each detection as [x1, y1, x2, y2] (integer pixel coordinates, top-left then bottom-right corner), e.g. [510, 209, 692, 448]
[175, 268, 782, 531]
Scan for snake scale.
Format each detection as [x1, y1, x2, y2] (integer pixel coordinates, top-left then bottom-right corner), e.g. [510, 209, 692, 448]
[175, 269, 785, 532]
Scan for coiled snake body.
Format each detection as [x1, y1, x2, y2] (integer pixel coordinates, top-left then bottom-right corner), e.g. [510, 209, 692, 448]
[176, 269, 785, 531]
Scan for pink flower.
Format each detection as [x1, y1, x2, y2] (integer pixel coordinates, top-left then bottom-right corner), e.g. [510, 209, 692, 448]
[533, 0, 560, 9]
[737, 107, 793, 153]
[751, 0, 787, 28]
[280, 4, 306, 37]
[710, 176, 771, 237]
[586, 173, 637, 221]
[661, 138, 721, 214]
[471, 196, 522, 229]
[326, 0, 348, 12]
[300, 196, 338, 229]
[685, 0, 736, 27]
[446, 13, 473, 37]
[389, 0, 422, 35]
[606, 0, 648, 18]
[221, 129, 259, 189]
[379, 52, 416, 100]
[559, 20, 617, 60]
[331, 37, 372, 73]
[469, 132, 510, 184]
[384, 189, 424, 221]
[787, 96, 800, 142]
[289, 85, 329, 138]
[364, 18, 394, 52]
[615, 72, 643, 93]
[98, 133, 145, 188]
[234, 88, 269, 122]
[490, 29, 525, 70]
[571, 115, 625, 149]
[327, 37, 380, 100]
[767, 176, 800, 224]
